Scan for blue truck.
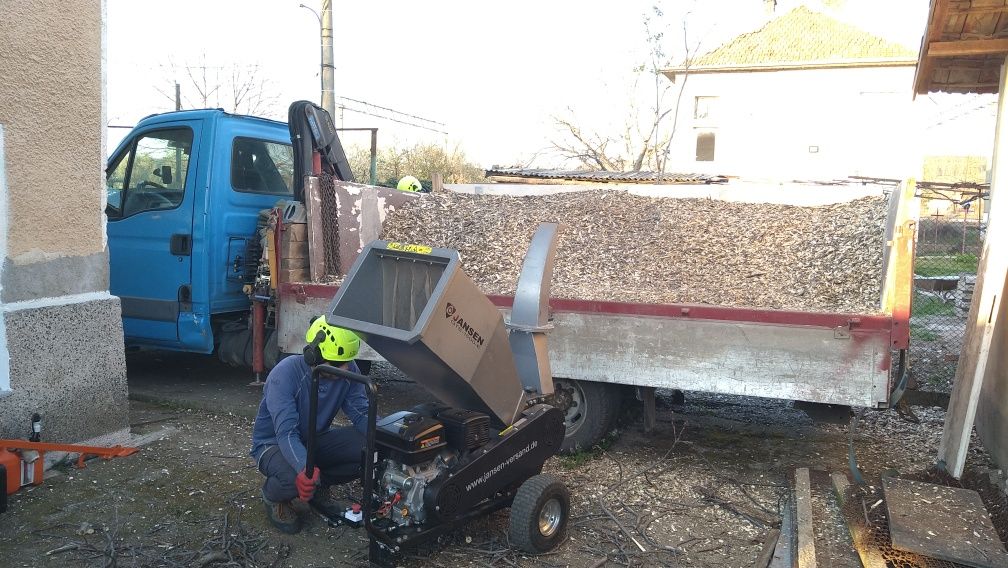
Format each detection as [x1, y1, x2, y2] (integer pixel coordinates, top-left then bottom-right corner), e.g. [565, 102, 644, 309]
[106, 109, 294, 360]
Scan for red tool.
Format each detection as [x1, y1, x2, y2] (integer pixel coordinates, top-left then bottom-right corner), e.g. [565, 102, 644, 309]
[0, 439, 138, 495]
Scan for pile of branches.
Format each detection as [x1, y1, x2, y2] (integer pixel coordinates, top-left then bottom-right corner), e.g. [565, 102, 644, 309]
[38, 509, 289, 568]
[381, 191, 888, 313]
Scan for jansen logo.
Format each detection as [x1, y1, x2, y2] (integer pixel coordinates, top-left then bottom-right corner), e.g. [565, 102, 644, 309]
[444, 302, 484, 347]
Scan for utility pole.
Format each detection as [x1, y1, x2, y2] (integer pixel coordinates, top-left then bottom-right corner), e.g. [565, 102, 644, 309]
[175, 82, 181, 111]
[321, 0, 335, 121]
[300, 2, 336, 121]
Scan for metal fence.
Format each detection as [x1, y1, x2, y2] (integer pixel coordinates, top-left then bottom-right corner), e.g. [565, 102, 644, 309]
[911, 206, 986, 393]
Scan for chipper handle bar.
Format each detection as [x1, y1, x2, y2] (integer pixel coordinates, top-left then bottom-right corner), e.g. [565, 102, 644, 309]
[306, 364, 397, 550]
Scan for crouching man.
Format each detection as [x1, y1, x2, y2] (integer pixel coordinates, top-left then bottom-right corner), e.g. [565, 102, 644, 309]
[250, 316, 369, 533]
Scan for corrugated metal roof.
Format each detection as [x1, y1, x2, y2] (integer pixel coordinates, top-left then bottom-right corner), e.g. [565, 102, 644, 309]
[484, 168, 727, 185]
[675, 6, 915, 72]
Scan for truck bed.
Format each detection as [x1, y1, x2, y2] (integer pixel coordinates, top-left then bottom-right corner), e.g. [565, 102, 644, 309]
[275, 177, 916, 409]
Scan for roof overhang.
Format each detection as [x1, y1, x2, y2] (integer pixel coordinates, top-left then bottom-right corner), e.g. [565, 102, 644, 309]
[661, 58, 917, 81]
[914, 0, 1008, 95]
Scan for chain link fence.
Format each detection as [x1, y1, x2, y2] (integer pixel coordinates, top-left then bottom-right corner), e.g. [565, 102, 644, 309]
[910, 196, 986, 393]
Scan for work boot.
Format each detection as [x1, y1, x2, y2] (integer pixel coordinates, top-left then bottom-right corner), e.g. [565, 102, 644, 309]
[309, 485, 351, 521]
[262, 492, 303, 534]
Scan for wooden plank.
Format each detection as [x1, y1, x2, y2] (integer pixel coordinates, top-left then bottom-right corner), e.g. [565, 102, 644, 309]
[768, 495, 794, 568]
[794, 468, 816, 568]
[883, 477, 1008, 567]
[939, 54, 1008, 478]
[753, 529, 781, 568]
[928, 38, 1008, 57]
[830, 472, 887, 568]
[915, 0, 952, 94]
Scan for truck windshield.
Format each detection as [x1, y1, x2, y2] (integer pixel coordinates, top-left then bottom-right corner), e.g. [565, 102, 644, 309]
[231, 137, 294, 195]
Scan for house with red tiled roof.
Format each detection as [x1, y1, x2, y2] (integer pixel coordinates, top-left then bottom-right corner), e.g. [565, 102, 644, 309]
[660, 6, 922, 179]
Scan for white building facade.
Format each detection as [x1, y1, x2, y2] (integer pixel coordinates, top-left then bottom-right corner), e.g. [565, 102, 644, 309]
[662, 6, 993, 181]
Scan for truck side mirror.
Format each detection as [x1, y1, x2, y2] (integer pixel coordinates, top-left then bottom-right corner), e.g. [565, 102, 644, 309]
[154, 165, 173, 185]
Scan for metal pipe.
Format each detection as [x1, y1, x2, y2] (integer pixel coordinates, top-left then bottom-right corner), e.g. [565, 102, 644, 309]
[369, 129, 378, 185]
[252, 301, 266, 384]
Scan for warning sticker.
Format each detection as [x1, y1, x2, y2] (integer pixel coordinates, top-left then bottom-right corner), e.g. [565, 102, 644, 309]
[386, 242, 432, 255]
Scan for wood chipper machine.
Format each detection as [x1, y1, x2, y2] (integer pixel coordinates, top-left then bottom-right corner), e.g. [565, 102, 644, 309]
[306, 223, 569, 565]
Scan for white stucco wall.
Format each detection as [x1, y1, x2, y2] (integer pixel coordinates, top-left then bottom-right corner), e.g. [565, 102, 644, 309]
[665, 65, 994, 181]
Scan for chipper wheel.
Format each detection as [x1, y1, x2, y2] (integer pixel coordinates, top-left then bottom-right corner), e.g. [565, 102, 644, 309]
[509, 474, 570, 554]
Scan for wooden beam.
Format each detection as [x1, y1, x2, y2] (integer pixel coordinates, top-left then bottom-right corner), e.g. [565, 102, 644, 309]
[915, 0, 952, 94]
[795, 468, 817, 568]
[928, 39, 1008, 57]
[938, 53, 1008, 478]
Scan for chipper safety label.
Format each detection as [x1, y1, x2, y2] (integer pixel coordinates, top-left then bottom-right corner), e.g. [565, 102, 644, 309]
[386, 242, 432, 254]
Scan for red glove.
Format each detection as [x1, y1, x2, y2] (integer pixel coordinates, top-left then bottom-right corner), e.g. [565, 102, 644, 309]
[296, 467, 319, 502]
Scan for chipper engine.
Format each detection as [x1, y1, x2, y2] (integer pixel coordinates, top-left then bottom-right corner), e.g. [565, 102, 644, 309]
[306, 223, 569, 565]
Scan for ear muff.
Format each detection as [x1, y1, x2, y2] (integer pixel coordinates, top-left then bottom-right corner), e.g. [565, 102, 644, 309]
[303, 329, 326, 366]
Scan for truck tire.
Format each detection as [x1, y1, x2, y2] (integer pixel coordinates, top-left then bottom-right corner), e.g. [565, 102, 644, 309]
[552, 378, 622, 455]
[509, 474, 570, 554]
[264, 330, 280, 370]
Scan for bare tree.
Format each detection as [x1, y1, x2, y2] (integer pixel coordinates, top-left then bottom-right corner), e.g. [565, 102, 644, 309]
[156, 55, 280, 118]
[551, 4, 700, 172]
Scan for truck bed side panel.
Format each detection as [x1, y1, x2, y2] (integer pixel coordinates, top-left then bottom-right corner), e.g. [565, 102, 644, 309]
[545, 311, 890, 408]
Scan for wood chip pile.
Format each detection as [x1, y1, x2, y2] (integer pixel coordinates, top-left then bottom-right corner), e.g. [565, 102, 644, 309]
[380, 191, 889, 313]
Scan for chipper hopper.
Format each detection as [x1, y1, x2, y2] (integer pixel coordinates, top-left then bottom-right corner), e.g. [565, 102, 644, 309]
[306, 223, 569, 565]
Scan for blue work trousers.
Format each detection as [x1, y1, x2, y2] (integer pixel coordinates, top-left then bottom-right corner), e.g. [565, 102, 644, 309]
[256, 426, 364, 502]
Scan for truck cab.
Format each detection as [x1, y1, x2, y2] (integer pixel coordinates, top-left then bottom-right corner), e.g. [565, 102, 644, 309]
[105, 109, 293, 353]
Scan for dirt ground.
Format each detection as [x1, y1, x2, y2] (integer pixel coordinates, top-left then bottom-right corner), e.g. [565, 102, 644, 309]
[0, 351, 1001, 568]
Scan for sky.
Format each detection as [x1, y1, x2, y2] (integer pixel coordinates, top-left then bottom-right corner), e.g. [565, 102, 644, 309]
[106, 0, 938, 167]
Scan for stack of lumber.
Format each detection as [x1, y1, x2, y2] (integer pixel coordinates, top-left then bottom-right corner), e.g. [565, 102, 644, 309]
[380, 191, 888, 313]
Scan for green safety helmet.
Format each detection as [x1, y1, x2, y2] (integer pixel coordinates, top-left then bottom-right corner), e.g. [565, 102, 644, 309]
[305, 316, 360, 362]
[397, 175, 423, 192]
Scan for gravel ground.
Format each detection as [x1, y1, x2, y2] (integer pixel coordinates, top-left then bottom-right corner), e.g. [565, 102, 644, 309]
[0, 355, 999, 568]
[379, 192, 888, 313]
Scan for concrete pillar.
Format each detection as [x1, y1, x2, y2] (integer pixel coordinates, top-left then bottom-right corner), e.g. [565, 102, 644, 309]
[0, 0, 128, 445]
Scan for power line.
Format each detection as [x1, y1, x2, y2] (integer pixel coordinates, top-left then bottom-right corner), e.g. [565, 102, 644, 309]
[336, 95, 446, 127]
[336, 104, 448, 135]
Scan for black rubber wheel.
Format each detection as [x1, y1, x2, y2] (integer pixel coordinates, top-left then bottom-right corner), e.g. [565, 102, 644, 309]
[264, 330, 280, 370]
[509, 474, 570, 554]
[552, 378, 622, 454]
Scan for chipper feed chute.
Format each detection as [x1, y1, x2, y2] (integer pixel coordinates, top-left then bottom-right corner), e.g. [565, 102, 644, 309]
[324, 224, 559, 427]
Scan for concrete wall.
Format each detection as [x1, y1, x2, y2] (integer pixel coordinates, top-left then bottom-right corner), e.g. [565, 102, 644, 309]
[664, 65, 996, 181]
[0, 0, 128, 443]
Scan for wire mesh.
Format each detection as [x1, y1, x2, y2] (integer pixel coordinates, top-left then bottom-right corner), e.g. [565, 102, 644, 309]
[838, 483, 956, 568]
[911, 201, 986, 393]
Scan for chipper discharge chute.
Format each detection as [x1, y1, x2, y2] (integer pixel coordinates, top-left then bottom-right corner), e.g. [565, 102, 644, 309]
[306, 223, 567, 566]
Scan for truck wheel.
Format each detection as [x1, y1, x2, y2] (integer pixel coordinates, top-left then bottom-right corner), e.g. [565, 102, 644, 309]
[552, 379, 622, 455]
[509, 474, 570, 554]
[264, 330, 280, 370]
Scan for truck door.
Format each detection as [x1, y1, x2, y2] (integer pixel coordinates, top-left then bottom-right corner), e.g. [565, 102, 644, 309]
[106, 123, 202, 346]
